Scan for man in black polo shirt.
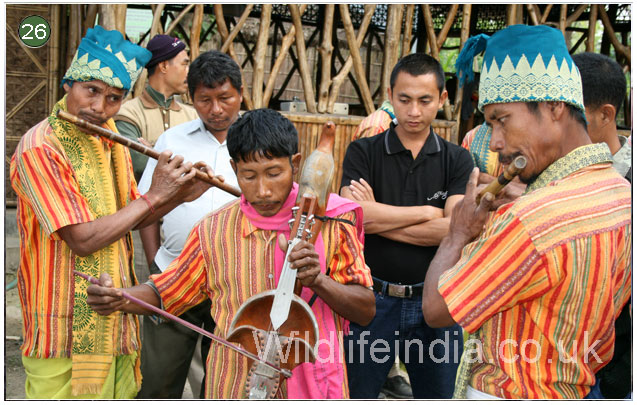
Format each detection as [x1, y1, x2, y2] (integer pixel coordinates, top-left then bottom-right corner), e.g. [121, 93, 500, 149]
[340, 53, 473, 399]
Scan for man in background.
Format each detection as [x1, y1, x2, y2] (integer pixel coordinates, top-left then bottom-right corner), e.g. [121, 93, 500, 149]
[572, 51, 631, 399]
[134, 50, 242, 398]
[116, 34, 198, 181]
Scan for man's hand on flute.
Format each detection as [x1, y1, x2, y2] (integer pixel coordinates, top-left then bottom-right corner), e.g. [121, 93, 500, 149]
[476, 172, 526, 210]
[144, 150, 216, 208]
[448, 168, 495, 246]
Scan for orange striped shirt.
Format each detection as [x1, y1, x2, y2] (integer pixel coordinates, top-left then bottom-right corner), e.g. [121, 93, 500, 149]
[10, 117, 140, 358]
[151, 199, 372, 398]
[439, 145, 631, 398]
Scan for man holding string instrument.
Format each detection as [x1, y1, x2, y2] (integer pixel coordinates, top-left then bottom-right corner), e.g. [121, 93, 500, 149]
[84, 108, 375, 399]
[9, 26, 219, 399]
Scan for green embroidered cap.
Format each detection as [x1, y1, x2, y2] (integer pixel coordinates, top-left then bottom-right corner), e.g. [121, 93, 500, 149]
[455, 24, 584, 113]
[62, 25, 152, 91]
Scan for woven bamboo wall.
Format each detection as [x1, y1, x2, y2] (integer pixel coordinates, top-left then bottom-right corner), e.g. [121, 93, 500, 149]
[283, 112, 457, 194]
[6, 5, 57, 207]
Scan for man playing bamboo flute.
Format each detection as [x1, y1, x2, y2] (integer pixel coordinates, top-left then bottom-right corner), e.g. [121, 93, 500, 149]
[10, 26, 215, 399]
[85, 108, 376, 399]
[422, 24, 632, 399]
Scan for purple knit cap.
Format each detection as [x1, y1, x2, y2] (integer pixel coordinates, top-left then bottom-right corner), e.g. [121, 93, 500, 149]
[146, 34, 186, 68]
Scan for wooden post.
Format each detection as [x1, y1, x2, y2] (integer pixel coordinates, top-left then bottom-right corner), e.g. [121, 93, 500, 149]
[507, 4, 523, 25]
[220, 5, 254, 53]
[401, 4, 415, 58]
[149, 4, 166, 37]
[437, 4, 459, 50]
[69, 5, 81, 64]
[252, 5, 272, 109]
[540, 5, 553, 24]
[114, 5, 127, 34]
[214, 4, 254, 110]
[598, 6, 631, 64]
[380, 5, 403, 100]
[454, 5, 472, 138]
[289, 4, 317, 113]
[559, 4, 567, 36]
[526, 4, 540, 25]
[48, 4, 61, 110]
[327, 4, 375, 113]
[84, 5, 98, 36]
[263, 5, 308, 107]
[566, 4, 588, 27]
[586, 5, 598, 52]
[317, 5, 335, 113]
[421, 5, 452, 120]
[338, 4, 375, 115]
[189, 5, 204, 61]
[421, 5, 439, 60]
[165, 5, 195, 35]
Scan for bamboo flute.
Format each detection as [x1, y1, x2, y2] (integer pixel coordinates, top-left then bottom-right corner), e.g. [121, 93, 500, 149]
[56, 110, 241, 197]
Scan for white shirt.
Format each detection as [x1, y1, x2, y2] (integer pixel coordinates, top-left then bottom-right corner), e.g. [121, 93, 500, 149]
[138, 118, 238, 271]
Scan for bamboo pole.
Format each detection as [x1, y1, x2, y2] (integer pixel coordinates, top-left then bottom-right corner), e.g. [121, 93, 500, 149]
[189, 5, 204, 61]
[421, 4, 453, 120]
[540, 4, 553, 24]
[526, 4, 540, 25]
[506, 5, 517, 26]
[559, 4, 567, 35]
[454, 5, 472, 132]
[401, 4, 415, 58]
[263, 5, 308, 106]
[565, 4, 588, 27]
[317, 5, 335, 113]
[598, 6, 631, 64]
[586, 5, 598, 52]
[84, 4, 98, 36]
[289, 4, 317, 113]
[421, 5, 439, 60]
[114, 5, 127, 34]
[327, 4, 375, 113]
[220, 5, 254, 53]
[48, 4, 61, 110]
[337, 4, 375, 115]
[149, 4, 166, 37]
[214, 4, 254, 110]
[165, 4, 195, 35]
[380, 5, 404, 98]
[69, 5, 81, 65]
[436, 4, 459, 50]
[252, 5, 272, 109]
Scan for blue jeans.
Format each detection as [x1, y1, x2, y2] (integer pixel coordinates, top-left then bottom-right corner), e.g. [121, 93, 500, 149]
[344, 279, 463, 398]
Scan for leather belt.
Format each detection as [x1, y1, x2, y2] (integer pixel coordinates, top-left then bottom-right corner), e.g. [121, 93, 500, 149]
[373, 280, 423, 298]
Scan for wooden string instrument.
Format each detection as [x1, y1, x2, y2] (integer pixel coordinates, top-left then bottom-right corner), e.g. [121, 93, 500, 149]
[226, 121, 337, 399]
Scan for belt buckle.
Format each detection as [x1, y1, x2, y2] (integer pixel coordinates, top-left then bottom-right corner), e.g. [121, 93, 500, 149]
[389, 284, 412, 298]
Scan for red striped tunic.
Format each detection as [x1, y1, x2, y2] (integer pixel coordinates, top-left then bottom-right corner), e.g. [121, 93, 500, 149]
[439, 146, 631, 398]
[10, 117, 140, 359]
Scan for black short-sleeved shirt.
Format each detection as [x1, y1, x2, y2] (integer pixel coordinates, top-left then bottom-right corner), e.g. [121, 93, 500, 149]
[340, 124, 474, 284]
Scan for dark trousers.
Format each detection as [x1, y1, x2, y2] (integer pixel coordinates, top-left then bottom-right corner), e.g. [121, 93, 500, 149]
[345, 278, 463, 399]
[136, 261, 215, 399]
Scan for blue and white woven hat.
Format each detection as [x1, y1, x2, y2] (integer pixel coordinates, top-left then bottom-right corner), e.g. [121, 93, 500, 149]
[62, 25, 152, 91]
[455, 24, 585, 113]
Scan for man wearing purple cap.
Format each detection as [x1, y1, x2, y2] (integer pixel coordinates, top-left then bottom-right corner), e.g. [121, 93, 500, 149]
[116, 34, 198, 181]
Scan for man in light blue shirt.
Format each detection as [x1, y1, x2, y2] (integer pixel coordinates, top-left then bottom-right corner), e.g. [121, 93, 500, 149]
[136, 50, 243, 398]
